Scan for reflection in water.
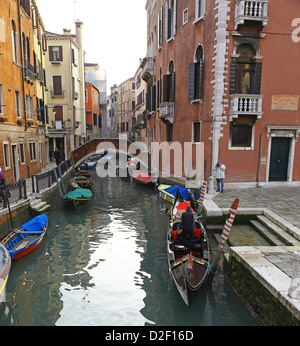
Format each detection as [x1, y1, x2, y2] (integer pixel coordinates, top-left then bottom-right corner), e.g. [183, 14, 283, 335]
[5, 175, 257, 326]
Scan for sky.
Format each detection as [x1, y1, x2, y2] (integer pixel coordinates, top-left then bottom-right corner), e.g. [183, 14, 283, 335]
[35, 0, 147, 94]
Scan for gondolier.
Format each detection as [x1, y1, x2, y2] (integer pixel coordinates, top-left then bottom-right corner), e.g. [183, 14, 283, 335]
[181, 206, 194, 250]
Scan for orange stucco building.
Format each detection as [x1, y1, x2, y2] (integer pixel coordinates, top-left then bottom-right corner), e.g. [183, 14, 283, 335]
[85, 82, 101, 140]
[0, 0, 48, 183]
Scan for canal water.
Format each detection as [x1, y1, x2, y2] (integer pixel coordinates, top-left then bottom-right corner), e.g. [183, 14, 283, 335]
[3, 173, 258, 326]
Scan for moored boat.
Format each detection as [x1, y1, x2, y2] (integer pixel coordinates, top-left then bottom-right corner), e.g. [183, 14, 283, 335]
[167, 191, 210, 306]
[159, 184, 200, 206]
[75, 170, 92, 178]
[133, 172, 158, 186]
[80, 161, 97, 170]
[63, 188, 92, 208]
[70, 176, 94, 189]
[0, 244, 11, 303]
[1, 214, 48, 261]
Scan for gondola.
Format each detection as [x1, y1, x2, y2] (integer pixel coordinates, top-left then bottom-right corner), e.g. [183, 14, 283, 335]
[63, 188, 92, 208]
[70, 176, 94, 189]
[0, 244, 11, 303]
[167, 190, 210, 306]
[1, 214, 48, 261]
[80, 161, 97, 170]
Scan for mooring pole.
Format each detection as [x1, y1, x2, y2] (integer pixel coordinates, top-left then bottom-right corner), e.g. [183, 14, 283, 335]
[208, 198, 239, 283]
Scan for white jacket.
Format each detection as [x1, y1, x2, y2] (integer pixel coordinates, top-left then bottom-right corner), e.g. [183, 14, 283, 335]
[215, 164, 226, 179]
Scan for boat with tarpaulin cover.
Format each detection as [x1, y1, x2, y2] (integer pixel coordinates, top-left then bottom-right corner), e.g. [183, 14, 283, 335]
[1, 214, 48, 260]
[167, 190, 210, 306]
[63, 188, 92, 208]
[158, 184, 200, 206]
[0, 244, 11, 302]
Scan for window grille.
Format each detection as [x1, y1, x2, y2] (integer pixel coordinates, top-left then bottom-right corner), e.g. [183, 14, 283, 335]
[230, 123, 252, 147]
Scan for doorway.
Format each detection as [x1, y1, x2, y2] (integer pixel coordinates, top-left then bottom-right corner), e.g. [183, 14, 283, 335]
[269, 137, 290, 181]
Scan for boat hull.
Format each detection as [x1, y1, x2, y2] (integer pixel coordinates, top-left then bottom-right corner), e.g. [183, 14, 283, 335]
[11, 235, 44, 260]
[0, 245, 11, 303]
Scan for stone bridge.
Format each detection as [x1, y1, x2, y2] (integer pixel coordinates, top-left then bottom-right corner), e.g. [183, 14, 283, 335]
[69, 138, 151, 168]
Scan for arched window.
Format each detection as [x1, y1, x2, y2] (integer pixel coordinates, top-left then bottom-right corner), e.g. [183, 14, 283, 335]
[11, 20, 18, 64]
[163, 60, 175, 103]
[236, 44, 256, 94]
[188, 45, 204, 100]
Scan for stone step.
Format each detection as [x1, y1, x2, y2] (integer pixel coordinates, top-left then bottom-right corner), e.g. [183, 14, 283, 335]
[256, 215, 300, 246]
[249, 220, 286, 246]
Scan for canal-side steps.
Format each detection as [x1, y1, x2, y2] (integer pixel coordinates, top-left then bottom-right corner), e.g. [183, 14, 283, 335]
[250, 215, 300, 247]
[30, 197, 51, 215]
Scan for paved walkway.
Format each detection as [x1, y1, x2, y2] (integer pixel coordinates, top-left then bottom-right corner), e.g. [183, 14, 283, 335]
[212, 185, 300, 229]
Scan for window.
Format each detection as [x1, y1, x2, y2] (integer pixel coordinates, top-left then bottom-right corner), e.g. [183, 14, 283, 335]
[3, 142, 10, 168]
[19, 143, 25, 164]
[26, 95, 34, 119]
[93, 114, 97, 126]
[188, 45, 204, 101]
[163, 61, 176, 103]
[166, 123, 173, 142]
[165, 0, 177, 41]
[193, 122, 201, 142]
[158, 7, 163, 47]
[230, 122, 253, 148]
[0, 83, 3, 114]
[39, 142, 43, 163]
[15, 90, 21, 117]
[29, 142, 37, 161]
[49, 46, 63, 62]
[183, 9, 188, 25]
[12, 20, 18, 64]
[230, 43, 262, 95]
[195, 0, 205, 20]
[52, 76, 63, 96]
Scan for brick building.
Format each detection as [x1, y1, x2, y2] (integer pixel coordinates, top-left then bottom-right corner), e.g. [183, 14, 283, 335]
[144, 0, 300, 188]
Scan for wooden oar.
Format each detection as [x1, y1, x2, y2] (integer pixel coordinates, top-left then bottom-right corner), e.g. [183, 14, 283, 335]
[208, 198, 239, 282]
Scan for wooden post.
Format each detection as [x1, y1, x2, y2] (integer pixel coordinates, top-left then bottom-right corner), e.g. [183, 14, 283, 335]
[197, 180, 207, 215]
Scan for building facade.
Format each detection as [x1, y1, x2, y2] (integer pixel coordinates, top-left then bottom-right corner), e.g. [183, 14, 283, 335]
[0, 0, 48, 183]
[85, 82, 101, 140]
[44, 21, 86, 162]
[107, 84, 118, 138]
[144, 0, 300, 187]
[118, 78, 135, 141]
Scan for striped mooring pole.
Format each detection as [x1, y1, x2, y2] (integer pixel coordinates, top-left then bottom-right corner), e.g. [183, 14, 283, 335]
[209, 198, 239, 281]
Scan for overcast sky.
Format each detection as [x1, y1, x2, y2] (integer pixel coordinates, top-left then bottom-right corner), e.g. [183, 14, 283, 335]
[35, 0, 147, 93]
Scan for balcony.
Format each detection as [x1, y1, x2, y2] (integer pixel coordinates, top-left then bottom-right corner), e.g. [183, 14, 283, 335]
[230, 94, 263, 120]
[141, 57, 154, 83]
[235, 0, 268, 29]
[24, 59, 35, 83]
[159, 102, 174, 124]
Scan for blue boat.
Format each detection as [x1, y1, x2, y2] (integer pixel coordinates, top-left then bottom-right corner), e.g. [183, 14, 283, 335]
[158, 185, 200, 204]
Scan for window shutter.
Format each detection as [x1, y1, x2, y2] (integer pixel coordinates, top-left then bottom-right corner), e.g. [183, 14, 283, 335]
[171, 72, 176, 102]
[199, 59, 204, 99]
[157, 80, 160, 108]
[163, 74, 170, 102]
[251, 62, 262, 95]
[165, 2, 169, 42]
[173, 0, 177, 36]
[229, 59, 237, 94]
[152, 85, 156, 111]
[188, 63, 195, 100]
[49, 46, 53, 61]
[59, 46, 63, 61]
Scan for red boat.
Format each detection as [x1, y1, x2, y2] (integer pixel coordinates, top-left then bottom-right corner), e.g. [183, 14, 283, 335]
[133, 172, 158, 186]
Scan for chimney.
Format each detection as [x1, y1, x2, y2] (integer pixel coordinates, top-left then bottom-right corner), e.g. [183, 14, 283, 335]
[75, 19, 83, 47]
[63, 28, 71, 36]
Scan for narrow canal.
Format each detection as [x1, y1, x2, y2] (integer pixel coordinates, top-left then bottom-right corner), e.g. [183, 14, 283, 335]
[4, 173, 258, 326]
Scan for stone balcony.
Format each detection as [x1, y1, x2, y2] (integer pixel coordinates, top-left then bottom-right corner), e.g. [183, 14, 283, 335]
[235, 0, 269, 29]
[230, 94, 263, 120]
[159, 102, 174, 124]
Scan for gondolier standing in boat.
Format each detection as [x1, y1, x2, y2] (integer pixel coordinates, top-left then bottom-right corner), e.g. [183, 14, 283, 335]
[181, 206, 194, 251]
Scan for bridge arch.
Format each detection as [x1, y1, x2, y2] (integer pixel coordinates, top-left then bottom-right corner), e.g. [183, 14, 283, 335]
[70, 138, 151, 169]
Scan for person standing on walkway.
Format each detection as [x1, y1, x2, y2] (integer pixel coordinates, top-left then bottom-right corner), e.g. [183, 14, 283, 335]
[54, 147, 61, 166]
[214, 161, 226, 193]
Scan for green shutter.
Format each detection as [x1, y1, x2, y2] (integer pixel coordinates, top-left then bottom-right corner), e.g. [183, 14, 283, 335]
[163, 74, 170, 102]
[188, 63, 195, 100]
[230, 59, 237, 94]
[251, 62, 262, 95]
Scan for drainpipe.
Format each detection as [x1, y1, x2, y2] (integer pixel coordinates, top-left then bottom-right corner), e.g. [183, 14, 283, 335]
[17, 0, 27, 131]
